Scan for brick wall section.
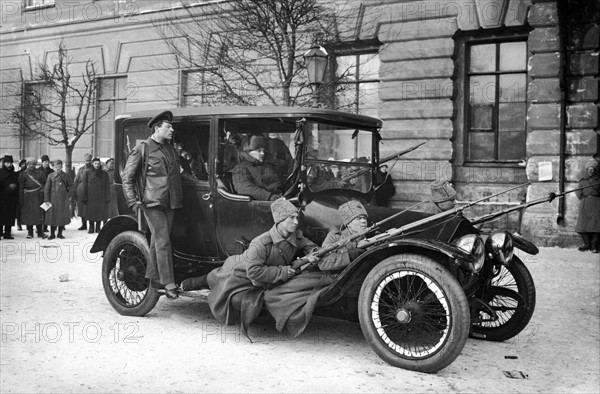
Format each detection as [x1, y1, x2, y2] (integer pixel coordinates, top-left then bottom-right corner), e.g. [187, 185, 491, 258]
[521, 0, 599, 247]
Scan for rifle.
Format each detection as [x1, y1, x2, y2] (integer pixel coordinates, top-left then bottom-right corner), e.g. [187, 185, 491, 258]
[357, 182, 530, 249]
[291, 202, 424, 271]
[341, 142, 426, 183]
[471, 181, 600, 225]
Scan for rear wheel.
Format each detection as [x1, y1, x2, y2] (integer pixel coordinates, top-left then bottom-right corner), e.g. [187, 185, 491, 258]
[471, 256, 536, 341]
[102, 231, 160, 316]
[358, 254, 470, 373]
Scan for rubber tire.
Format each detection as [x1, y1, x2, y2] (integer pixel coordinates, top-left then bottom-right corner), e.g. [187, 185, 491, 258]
[358, 254, 470, 373]
[471, 256, 536, 341]
[102, 231, 160, 316]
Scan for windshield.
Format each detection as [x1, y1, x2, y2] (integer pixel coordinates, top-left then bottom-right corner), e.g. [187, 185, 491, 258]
[305, 121, 374, 193]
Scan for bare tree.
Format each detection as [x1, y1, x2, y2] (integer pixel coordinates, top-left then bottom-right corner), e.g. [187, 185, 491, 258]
[12, 41, 110, 172]
[155, 0, 356, 107]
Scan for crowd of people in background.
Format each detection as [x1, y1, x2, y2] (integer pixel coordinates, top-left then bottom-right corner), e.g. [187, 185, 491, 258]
[0, 154, 118, 240]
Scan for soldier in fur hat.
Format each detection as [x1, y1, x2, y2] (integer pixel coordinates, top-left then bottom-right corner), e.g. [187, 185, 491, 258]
[183, 198, 321, 338]
[318, 200, 369, 272]
[418, 180, 457, 215]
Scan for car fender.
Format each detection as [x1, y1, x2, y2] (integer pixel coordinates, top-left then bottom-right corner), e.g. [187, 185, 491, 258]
[90, 215, 141, 253]
[317, 237, 473, 306]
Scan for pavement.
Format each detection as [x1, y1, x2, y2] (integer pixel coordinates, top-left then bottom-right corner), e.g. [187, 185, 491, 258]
[0, 219, 599, 393]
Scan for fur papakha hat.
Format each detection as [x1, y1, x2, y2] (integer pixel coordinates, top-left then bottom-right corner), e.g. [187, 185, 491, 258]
[585, 158, 599, 171]
[246, 135, 268, 152]
[271, 197, 298, 224]
[431, 180, 457, 203]
[339, 200, 368, 226]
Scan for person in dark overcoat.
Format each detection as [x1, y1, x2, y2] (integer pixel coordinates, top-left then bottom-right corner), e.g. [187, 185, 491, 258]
[81, 157, 111, 234]
[44, 160, 73, 239]
[40, 154, 54, 234]
[374, 164, 396, 207]
[74, 153, 93, 230]
[105, 158, 119, 219]
[575, 158, 600, 253]
[232, 136, 282, 200]
[15, 159, 26, 231]
[19, 157, 47, 238]
[0, 155, 19, 239]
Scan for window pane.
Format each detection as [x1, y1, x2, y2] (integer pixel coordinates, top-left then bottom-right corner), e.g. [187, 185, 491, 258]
[358, 81, 379, 117]
[360, 54, 380, 80]
[471, 104, 493, 130]
[470, 44, 496, 72]
[499, 103, 526, 131]
[470, 75, 496, 104]
[500, 42, 527, 71]
[469, 132, 495, 160]
[336, 55, 357, 81]
[499, 74, 526, 102]
[499, 131, 526, 160]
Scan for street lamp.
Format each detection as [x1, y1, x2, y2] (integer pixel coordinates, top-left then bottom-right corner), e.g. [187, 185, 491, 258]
[303, 44, 328, 106]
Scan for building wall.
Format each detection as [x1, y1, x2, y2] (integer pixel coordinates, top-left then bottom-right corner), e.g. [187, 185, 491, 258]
[0, 0, 597, 246]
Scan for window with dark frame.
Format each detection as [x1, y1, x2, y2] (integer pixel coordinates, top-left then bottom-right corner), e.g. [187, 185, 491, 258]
[181, 69, 220, 107]
[466, 39, 527, 162]
[332, 52, 380, 119]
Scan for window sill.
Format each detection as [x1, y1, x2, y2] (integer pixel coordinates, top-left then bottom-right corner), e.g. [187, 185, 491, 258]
[463, 160, 527, 168]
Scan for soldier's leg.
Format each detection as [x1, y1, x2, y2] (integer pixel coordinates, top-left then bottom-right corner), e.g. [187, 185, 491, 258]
[591, 233, 599, 253]
[144, 207, 175, 288]
[58, 226, 65, 239]
[26, 225, 33, 238]
[49, 226, 56, 240]
[578, 233, 591, 251]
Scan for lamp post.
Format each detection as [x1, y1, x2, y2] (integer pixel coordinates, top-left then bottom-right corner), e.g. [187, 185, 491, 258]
[303, 44, 328, 106]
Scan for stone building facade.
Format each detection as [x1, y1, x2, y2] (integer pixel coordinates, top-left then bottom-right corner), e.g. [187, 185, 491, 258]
[0, 0, 597, 246]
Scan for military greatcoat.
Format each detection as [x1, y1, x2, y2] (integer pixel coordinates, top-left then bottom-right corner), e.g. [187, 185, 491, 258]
[81, 168, 111, 222]
[575, 173, 600, 233]
[44, 171, 74, 226]
[207, 225, 323, 337]
[0, 165, 19, 226]
[18, 168, 46, 226]
[74, 163, 92, 216]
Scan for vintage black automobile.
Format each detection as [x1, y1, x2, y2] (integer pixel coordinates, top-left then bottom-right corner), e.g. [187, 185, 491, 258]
[91, 106, 537, 373]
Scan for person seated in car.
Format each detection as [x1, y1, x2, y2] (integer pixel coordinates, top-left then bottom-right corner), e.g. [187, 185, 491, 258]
[418, 180, 457, 214]
[232, 135, 282, 200]
[318, 200, 369, 272]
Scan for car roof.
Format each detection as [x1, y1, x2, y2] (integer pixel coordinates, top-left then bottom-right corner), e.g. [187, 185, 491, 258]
[116, 106, 382, 129]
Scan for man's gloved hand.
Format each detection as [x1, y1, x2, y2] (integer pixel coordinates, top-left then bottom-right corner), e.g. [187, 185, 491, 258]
[348, 248, 367, 260]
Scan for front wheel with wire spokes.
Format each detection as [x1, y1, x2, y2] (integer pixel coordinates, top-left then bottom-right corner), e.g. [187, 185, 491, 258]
[358, 254, 470, 373]
[471, 256, 536, 341]
[102, 231, 160, 316]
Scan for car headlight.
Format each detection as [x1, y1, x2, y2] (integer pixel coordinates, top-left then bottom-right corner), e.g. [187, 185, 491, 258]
[454, 234, 485, 273]
[485, 231, 514, 265]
